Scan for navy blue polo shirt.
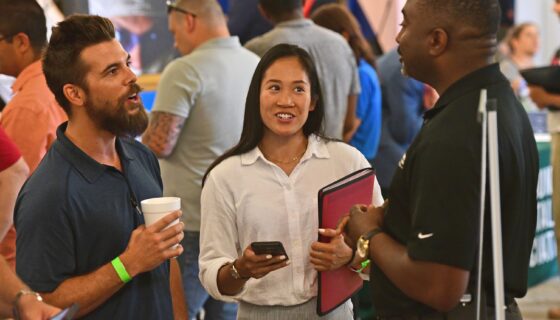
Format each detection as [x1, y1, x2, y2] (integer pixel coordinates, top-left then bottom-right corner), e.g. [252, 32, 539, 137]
[15, 122, 173, 319]
[371, 64, 538, 316]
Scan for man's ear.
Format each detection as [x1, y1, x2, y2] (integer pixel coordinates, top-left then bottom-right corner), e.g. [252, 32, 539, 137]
[11, 32, 32, 55]
[428, 28, 448, 56]
[185, 12, 196, 33]
[63, 84, 86, 107]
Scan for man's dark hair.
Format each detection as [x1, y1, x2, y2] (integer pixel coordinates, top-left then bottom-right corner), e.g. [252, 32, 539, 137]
[43, 15, 115, 115]
[259, 0, 303, 19]
[0, 0, 47, 54]
[420, 0, 501, 37]
[203, 43, 325, 184]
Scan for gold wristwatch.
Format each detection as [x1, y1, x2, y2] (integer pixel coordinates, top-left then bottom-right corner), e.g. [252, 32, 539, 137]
[356, 228, 384, 259]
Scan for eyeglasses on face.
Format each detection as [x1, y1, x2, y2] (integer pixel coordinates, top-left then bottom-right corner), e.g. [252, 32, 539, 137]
[166, 1, 197, 17]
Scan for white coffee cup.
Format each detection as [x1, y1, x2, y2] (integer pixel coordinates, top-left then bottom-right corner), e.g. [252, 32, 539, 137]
[141, 197, 181, 249]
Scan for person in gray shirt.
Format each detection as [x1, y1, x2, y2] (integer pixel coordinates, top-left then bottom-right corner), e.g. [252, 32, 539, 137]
[142, 0, 259, 319]
[245, 0, 360, 140]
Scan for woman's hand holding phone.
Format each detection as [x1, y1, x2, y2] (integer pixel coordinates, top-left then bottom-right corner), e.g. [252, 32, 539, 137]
[236, 244, 290, 279]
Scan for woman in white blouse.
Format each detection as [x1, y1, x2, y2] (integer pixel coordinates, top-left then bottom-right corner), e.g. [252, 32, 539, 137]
[199, 44, 384, 319]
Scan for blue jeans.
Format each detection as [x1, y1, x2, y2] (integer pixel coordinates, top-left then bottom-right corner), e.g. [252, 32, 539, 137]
[179, 231, 238, 320]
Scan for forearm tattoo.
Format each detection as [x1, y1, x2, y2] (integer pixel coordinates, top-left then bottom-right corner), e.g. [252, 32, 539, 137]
[143, 111, 186, 156]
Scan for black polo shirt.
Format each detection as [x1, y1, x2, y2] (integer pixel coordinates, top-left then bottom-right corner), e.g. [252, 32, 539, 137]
[15, 122, 174, 319]
[371, 64, 539, 316]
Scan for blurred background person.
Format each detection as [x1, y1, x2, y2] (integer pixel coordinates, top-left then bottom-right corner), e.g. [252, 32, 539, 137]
[143, 0, 260, 318]
[529, 4, 560, 319]
[499, 22, 540, 111]
[227, 0, 272, 45]
[0, 0, 67, 269]
[0, 127, 27, 270]
[372, 48, 425, 196]
[0, 126, 58, 320]
[311, 4, 382, 162]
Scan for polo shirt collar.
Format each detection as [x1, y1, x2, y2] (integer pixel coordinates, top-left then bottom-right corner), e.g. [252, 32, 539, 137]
[12, 60, 43, 93]
[241, 134, 329, 166]
[424, 63, 506, 120]
[276, 18, 314, 29]
[53, 122, 135, 183]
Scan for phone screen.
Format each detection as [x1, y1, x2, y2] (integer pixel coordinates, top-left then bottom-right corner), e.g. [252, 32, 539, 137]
[251, 241, 288, 258]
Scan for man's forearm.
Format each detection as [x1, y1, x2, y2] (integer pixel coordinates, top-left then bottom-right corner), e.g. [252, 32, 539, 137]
[41, 258, 125, 318]
[0, 257, 27, 317]
[0, 158, 29, 239]
[170, 259, 187, 319]
[142, 112, 186, 158]
[369, 233, 469, 312]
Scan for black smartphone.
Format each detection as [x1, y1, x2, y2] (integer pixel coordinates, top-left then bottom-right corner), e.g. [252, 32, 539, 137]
[50, 303, 79, 320]
[251, 241, 289, 259]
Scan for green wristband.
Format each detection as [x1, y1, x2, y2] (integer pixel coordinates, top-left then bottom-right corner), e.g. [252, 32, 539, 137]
[111, 257, 132, 283]
[357, 259, 371, 273]
[350, 259, 371, 273]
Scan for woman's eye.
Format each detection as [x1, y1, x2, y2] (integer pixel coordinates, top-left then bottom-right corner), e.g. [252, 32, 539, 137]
[294, 87, 305, 93]
[269, 85, 280, 91]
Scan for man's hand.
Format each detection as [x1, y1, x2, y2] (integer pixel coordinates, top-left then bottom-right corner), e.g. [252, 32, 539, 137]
[235, 245, 289, 279]
[344, 201, 388, 248]
[310, 228, 353, 271]
[15, 294, 60, 320]
[120, 210, 184, 277]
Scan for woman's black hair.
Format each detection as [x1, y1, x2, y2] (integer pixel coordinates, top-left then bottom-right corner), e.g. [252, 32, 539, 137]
[203, 43, 325, 184]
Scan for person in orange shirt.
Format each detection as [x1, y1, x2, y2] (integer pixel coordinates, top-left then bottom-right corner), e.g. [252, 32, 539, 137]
[0, 0, 67, 268]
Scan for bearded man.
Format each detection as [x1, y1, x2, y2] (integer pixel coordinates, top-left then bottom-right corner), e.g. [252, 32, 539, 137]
[14, 15, 187, 320]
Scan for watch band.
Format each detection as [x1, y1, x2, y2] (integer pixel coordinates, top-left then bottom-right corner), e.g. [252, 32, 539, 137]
[362, 227, 384, 242]
[13, 289, 43, 320]
[356, 227, 384, 260]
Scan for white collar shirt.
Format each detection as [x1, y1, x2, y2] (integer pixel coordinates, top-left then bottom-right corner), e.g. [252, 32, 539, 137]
[199, 135, 383, 306]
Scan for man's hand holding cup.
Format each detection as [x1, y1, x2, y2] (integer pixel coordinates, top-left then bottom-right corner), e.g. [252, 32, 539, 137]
[120, 197, 184, 277]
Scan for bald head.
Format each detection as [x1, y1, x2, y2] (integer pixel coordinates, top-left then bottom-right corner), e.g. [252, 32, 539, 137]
[176, 0, 225, 26]
[418, 0, 500, 38]
[414, 0, 501, 63]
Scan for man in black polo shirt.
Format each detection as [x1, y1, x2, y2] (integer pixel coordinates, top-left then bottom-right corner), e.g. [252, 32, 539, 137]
[14, 15, 187, 319]
[344, 0, 538, 319]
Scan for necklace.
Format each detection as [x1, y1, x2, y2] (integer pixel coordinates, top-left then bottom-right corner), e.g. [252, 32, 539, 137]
[262, 149, 306, 164]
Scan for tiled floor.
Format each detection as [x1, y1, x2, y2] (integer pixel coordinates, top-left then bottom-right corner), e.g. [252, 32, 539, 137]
[518, 276, 560, 320]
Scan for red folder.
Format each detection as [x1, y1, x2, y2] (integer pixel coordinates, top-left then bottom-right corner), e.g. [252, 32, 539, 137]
[317, 167, 375, 316]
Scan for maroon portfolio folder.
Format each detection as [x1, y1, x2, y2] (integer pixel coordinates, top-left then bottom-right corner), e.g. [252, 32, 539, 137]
[317, 167, 376, 316]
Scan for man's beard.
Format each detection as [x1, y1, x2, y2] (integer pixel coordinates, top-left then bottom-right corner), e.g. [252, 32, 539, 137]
[85, 83, 149, 138]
